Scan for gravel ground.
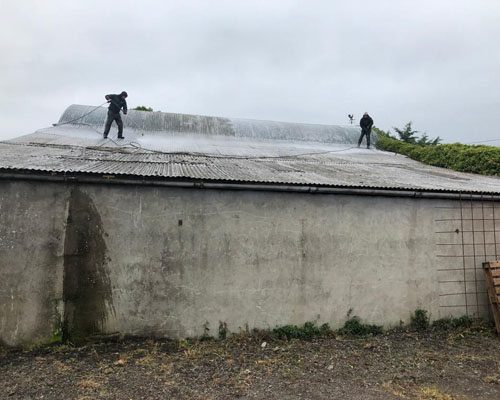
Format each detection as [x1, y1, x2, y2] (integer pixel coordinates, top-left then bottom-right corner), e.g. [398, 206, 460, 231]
[1, 326, 500, 399]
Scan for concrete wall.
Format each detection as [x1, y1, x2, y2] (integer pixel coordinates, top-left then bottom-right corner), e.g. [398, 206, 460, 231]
[0, 181, 67, 346]
[0, 179, 489, 346]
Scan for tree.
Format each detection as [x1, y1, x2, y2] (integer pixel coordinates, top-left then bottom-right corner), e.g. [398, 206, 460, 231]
[417, 133, 442, 146]
[393, 122, 441, 146]
[133, 106, 153, 112]
[393, 122, 418, 144]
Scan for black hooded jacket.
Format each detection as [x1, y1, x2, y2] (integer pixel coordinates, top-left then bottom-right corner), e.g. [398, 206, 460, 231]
[105, 94, 128, 114]
[360, 115, 373, 130]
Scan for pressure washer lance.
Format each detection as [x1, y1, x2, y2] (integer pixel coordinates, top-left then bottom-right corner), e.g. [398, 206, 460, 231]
[122, 112, 145, 136]
[50, 103, 360, 159]
[50, 100, 147, 148]
[52, 102, 108, 127]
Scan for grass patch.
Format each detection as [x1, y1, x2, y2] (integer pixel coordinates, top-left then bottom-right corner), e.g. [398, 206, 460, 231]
[419, 386, 456, 400]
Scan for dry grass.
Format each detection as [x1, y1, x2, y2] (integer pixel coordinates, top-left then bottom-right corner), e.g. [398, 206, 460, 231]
[76, 378, 101, 390]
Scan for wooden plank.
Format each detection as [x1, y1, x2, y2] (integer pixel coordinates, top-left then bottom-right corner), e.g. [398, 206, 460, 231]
[489, 300, 500, 330]
[489, 304, 500, 333]
[491, 269, 500, 278]
[496, 286, 500, 295]
[492, 307, 500, 335]
[483, 261, 500, 270]
[493, 278, 500, 286]
[483, 269, 500, 334]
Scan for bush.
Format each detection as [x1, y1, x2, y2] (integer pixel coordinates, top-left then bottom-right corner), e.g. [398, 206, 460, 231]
[376, 134, 500, 176]
[133, 106, 153, 112]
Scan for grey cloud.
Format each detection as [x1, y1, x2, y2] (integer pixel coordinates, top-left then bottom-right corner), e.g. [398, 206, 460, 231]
[1, 0, 500, 145]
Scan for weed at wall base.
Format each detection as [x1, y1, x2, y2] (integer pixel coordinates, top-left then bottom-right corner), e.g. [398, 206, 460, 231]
[218, 321, 228, 340]
[272, 321, 333, 341]
[338, 316, 383, 336]
[410, 309, 430, 332]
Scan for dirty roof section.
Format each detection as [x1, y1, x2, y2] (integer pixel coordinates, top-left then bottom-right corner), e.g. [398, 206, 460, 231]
[1, 104, 500, 194]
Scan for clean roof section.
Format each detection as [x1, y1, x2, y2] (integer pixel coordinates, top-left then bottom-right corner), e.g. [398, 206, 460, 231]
[0, 104, 499, 194]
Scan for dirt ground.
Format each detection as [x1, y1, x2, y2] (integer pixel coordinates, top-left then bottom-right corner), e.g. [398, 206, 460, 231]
[1, 325, 500, 400]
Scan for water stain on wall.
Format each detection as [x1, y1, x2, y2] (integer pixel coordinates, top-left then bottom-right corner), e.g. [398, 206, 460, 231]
[62, 187, 113, 344]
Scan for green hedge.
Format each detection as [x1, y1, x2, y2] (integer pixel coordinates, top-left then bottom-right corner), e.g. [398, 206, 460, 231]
[376, 135, 500, 176]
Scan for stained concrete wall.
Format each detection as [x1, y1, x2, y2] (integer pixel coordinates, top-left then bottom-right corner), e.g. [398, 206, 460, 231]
[0, 179, 482, 346]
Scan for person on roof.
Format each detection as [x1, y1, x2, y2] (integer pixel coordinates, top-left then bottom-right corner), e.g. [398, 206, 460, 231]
[357, 112, 373, 149]
[103, 91, 128, 139]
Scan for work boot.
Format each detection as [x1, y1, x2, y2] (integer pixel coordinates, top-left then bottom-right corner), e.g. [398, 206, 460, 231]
[118, 135, 125, 139]
[103, 134, 108, 139]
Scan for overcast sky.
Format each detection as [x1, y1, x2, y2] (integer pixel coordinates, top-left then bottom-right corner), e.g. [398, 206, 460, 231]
[1, 0, 499, 144]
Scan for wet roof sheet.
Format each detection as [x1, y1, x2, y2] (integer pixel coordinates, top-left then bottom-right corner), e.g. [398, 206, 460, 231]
[1, 105, 499, 194]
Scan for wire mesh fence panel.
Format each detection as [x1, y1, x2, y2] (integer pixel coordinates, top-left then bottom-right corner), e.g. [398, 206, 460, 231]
[435, 194, 500, 317]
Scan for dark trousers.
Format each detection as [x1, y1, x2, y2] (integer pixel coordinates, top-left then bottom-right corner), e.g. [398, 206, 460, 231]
[358, 128, 371, 147]
[103, 110, 123, 137]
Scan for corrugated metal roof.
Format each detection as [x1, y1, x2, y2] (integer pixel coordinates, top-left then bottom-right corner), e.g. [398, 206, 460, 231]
[1, 105, 500, 194]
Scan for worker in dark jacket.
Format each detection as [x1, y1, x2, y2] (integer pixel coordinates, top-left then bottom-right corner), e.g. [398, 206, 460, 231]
[103, 91, 128, 139]
[358, 112, 374, 149]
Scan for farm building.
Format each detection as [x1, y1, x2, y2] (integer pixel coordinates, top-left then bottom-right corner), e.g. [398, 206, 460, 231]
[1, 104, 500, 346]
